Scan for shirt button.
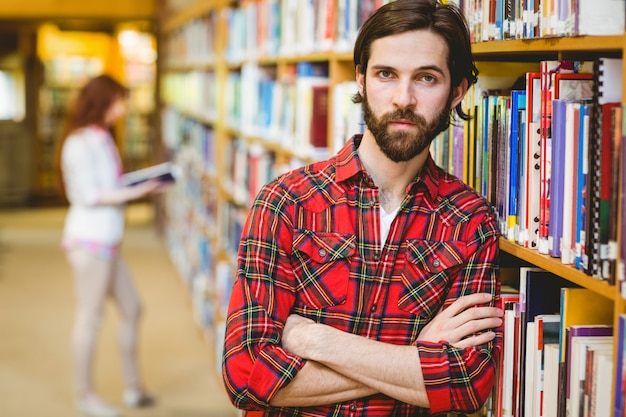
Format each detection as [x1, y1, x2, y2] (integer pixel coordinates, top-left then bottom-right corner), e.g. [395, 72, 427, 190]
[373, 252, 380, 261]
[370, 304, 377, 312]
[318, 249, 327, 257]
[432, 259, 440, 267]
[349, 403, 357, 412]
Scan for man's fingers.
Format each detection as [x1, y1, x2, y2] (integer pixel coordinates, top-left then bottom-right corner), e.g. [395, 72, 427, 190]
[452, 331, 497, 349]
[443, 293, 494, 317]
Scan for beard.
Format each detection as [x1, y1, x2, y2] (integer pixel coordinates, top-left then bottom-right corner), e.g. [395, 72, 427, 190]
[362, 89, 453, 162]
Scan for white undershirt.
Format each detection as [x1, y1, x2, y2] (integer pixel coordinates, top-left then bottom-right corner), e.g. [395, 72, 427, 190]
[380, 205, 399, 246]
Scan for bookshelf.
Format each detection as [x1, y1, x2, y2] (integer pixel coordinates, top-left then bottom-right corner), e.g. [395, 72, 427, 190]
[159, 0, 626, 415]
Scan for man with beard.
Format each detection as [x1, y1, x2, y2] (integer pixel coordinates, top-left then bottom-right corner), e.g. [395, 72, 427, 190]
[221, 0, 503, 415]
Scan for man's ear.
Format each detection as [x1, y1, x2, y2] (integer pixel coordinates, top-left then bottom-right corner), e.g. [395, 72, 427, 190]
[451, 78, 469, 108]
[355, 65, 365, 96]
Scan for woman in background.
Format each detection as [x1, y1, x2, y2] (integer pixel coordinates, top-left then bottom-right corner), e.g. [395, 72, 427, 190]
[58, 74, 164, 417]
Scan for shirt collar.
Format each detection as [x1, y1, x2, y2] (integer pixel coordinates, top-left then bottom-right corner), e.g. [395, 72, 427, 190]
[335, 135, 440, 199]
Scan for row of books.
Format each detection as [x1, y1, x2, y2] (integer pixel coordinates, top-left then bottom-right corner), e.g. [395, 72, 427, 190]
[442, 57, 624, 285]
[223, 61, 365, 159]
[161, 107, 217, 174]
[225, 0, 391, 62]
[457, 0, 625, 42]
[163, 11, 219, 67]
[486, 267, 624, 417]
[161, 70, 218, 123]
[165, 0, 624, 66]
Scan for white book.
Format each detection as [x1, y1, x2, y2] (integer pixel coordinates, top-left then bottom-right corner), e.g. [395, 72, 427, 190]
[577, 0, 625, 36]
[592, 350, 613, 417]
[561, 101, 578, 264]
[543, 343, 560, 417]
[533, 314, 561, 417]
[122, 162, 180, 187]
[567, 336, 613, 417]
[524, 321, 536, 417]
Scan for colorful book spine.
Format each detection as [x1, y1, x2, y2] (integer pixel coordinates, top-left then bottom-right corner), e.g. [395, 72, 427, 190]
[525, 72, 541, 249]
[621, 104, 626, 298]
[508, 90, 526, 241]
[548, 99, 566, 257]
[615, 315, 626, 417]
[575, 103, 589, 270]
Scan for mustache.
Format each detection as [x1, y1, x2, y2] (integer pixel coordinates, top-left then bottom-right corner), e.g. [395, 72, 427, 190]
[383, 108, 423, 124]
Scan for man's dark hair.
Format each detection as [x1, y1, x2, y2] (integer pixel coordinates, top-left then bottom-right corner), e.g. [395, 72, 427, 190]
[352, 0, 478, 120]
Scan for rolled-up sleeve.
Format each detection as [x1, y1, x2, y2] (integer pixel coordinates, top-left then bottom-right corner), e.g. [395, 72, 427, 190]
[418, 213, 501, 414]
[222, 182, 305, 409]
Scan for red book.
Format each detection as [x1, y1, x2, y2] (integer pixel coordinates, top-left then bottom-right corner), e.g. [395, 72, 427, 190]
[538, 62, 593, 254]
[310, 85, 329, 149]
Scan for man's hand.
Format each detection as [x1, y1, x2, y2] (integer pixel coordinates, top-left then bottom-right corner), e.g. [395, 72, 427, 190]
[418, 293, 503, 349]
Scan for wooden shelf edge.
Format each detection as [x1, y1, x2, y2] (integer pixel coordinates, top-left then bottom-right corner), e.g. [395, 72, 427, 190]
[499, 238, 616, 300]
[472, 35, 625, 55]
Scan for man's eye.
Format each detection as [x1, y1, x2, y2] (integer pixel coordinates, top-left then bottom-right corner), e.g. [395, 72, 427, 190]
[379, 70, 392, 78]
[422, 74, 436, 83]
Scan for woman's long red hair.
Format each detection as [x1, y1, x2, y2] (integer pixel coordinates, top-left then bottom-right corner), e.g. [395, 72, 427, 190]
[54, 74, 129, 200]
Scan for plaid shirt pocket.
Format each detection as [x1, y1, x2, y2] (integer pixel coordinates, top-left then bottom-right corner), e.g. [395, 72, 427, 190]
[398, 240, 467, 318]
[292, 231, 357, 310]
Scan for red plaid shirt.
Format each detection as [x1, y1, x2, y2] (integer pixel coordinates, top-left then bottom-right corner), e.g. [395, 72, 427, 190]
[222, 136, 501, 416]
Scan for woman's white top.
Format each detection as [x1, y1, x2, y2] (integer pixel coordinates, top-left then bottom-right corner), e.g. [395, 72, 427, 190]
[61, 125, 125, 248]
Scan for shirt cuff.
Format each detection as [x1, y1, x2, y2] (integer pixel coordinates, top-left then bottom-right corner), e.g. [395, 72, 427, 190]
[247, 347, 306, 405]
[416, 341, 452, 414]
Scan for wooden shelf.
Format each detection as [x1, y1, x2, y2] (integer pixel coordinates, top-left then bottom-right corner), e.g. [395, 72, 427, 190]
[499, 238, 616, 300]
[472, 35, 625, 55]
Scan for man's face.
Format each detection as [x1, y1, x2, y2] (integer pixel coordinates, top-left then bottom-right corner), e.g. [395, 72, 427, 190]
[357, 29, 464, 162]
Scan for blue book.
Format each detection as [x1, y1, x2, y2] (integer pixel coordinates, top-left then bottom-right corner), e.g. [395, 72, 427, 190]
[508, 90, 526, 240]
[494, 0, 504, 40]
[575, 104, 590, 269]
[517, 109, 527, 245]
[615, 315, 626, 417]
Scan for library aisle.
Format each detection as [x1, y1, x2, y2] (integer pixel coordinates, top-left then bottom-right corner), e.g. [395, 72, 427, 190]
[0, 203, 237, 417]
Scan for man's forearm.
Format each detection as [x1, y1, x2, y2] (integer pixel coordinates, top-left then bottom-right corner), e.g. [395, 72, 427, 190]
[270, 359, 377, 407]
[287, 322, 430, 407]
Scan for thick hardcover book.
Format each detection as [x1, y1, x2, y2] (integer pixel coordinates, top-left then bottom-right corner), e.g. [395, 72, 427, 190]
[122, 162, 180, 186]
[599, 102, 621, 281]
[586, 58, 624, 277]
[606, 106, 622, 284]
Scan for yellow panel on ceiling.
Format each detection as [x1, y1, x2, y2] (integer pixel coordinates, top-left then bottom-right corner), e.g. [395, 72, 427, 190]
[0, 0, 155, 19]
[37, 24, 112, 61]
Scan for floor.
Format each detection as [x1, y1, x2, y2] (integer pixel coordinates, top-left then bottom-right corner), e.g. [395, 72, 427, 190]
[0, 204, 238, 417]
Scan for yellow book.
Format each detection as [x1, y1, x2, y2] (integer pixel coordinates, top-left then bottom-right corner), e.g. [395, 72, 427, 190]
[558, 287, 614, 362]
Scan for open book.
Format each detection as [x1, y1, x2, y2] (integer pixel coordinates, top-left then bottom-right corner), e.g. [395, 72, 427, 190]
[122, 162, 181, 186]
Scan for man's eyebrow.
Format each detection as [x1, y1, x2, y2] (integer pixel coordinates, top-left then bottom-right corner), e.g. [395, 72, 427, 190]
[369, 64, 446, 76]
